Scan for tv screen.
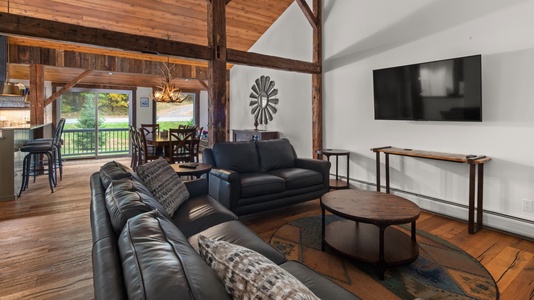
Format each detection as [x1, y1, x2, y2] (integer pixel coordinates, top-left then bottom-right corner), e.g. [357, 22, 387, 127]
[373, 55, 482, 121]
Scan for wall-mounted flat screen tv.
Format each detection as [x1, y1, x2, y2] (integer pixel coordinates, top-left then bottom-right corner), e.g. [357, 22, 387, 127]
[373, 54, 482, 121]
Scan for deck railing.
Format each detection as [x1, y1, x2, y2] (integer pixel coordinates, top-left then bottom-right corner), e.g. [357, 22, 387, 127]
[62, 128, 129, 157]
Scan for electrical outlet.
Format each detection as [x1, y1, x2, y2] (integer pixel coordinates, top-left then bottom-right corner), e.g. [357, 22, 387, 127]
[523, 199, 533, 212]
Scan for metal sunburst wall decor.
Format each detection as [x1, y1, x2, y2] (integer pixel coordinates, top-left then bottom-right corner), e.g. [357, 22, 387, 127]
[249, 75, 279, 126]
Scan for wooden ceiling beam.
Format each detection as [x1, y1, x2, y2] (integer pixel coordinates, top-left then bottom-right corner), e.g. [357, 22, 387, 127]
[295, 0, 318, 30]
[0, 13, 211, 62]
[44, 69, 92, 107]
[226, 49, 320, 74]
[198, 79, 209, 90]
[0, 13, 321, 75]
[8, 43, 211, 80]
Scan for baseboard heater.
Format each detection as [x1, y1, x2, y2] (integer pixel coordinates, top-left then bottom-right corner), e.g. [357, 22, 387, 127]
[331, 174, 534, 240]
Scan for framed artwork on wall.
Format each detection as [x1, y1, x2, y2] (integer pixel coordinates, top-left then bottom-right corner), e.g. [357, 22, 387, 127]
[140, 97, 149, 107]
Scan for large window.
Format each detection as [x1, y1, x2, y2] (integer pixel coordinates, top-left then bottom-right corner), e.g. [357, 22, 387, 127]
[155, 92, 196, 130]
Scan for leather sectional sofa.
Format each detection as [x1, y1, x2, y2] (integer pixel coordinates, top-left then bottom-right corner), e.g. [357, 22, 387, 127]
[203, 138, 331, 216]
[90, 161, 358, 299]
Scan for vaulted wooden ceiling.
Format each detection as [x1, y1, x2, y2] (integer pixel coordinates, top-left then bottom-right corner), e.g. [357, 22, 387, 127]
[1, 0, 294, 89]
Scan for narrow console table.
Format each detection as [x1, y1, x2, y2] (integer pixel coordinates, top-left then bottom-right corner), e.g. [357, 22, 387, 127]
[233, 129, 279, 142]
[371, 146, 491, 234]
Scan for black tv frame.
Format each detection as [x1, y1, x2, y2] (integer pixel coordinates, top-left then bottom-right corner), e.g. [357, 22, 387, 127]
[373, 54, 482, 122]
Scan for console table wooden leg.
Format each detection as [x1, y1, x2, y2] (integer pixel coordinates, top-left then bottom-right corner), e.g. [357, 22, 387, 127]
[477, 164, 484, 231]
[346, 153, 350, 188]
[385, 153, 390, 194]
[376, 152, 381, 192]
[468, 164, 476, 234]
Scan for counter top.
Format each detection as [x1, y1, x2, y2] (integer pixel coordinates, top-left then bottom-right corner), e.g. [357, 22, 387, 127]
[0, 123, 51, 130]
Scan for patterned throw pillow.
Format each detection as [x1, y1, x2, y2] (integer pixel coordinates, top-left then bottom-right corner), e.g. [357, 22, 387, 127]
[198, 235, 320, 300]
[136, 158, 190, 217]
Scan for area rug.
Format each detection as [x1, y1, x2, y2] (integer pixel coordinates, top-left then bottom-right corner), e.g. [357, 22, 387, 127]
[269, 215, 498, 300]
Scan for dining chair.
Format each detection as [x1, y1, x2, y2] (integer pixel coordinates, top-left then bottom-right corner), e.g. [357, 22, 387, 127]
[165, 128, 196, 164]
[140, 123, 160, 138]
[137, 127, 161, 167]
[140, 123, 165, 156]
[192, 126, 203, 162]
[129, 126, 139, 169]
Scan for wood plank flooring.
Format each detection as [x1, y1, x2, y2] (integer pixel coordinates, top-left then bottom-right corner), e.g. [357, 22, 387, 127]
[0, 158, 532, 299]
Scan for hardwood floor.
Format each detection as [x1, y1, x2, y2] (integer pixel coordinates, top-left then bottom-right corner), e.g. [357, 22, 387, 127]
[0, 158, 532, 299]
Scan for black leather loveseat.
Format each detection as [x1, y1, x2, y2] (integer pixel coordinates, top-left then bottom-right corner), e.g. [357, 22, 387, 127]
[90, 160, 358, 299]
[203, 138, 331, 216]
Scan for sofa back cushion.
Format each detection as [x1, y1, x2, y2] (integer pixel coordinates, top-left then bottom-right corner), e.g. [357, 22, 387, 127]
[212, 141, 260, 173]
[118, 210, 231, 300]
[105, 178, 172, 235]
[100, 160, 134, 189]
[256, 139, 296, 172]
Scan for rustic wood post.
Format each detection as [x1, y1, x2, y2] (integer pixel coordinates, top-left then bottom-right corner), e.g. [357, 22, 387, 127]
[296, 0, 323, 156]
[29, 64, 45, 137]
[207, 0, 228, 145]
[312, 0, 323, 156]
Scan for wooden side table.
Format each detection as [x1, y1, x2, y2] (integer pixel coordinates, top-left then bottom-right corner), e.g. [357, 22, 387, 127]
[317, 149, 350, 189]
[170, 163, 212, 181]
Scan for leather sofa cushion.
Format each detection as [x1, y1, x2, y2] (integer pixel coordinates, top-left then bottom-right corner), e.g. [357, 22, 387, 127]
[267, 168, 323, 190]
[118, 211, 231, 300]
[256, 139, 296, 172]
[188, 220, 286, 265]
[100, 160, 134, 189]
[172, 194, 238, 237]
[240, 173, 286, 198]
[212, 141, 260, 173]
[105, 178, 172, 235]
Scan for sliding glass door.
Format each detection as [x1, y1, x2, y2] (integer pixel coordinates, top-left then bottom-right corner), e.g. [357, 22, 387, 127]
[60, 88, 131, 158]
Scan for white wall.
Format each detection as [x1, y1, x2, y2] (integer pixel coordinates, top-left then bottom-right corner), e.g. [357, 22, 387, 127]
[136, 87, 153, 126]
[230, 0, 534, 237]
[230, 2, 314, 157]
[199, 90, 208, 131]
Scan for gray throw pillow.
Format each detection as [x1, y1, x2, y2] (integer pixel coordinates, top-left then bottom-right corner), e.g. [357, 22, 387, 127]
[136, 158, 189, 217]
[198, 235, 320, 300]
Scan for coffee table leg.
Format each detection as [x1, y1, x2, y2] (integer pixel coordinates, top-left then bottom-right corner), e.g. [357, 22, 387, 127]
[379, 226, 386, 280]
[321, 203, 326, 251]
[412, 221, 416, 242]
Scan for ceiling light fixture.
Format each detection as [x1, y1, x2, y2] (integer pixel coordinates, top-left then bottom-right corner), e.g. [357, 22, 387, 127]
[152, 59, 188, 103]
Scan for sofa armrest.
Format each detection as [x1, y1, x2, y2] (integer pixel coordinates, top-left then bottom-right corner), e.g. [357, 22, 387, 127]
[208, 169, 241, 210]
[183, 177, 208, 197]
[295, 158, 331, 186]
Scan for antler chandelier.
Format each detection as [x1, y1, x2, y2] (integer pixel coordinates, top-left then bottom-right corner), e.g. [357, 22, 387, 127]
[152, 62, 188, 103]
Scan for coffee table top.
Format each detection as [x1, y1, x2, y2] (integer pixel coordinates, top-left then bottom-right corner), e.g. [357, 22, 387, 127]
[321, 189, 420, 225]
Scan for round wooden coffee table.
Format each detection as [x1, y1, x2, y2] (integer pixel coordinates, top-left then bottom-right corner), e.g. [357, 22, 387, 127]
[320, 189, 420, 280]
